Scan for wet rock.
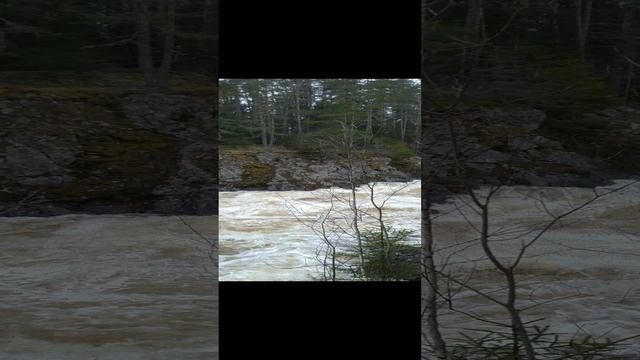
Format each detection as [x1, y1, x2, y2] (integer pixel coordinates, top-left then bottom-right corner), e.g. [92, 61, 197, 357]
[469, 107, 546, 131]
[219, 148, 420, 191]
[423, 106, 635, 194]
[544, 150, 600, 172]
[0, 90, 217, 216]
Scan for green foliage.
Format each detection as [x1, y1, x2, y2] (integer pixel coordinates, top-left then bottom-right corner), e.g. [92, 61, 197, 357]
[219, 79, 420, 163]
[373, 136, 416, 159]
[422, 0, 636, 110]
[520, 50, 622, 114]
[357, 227, 420, 281]
[219, 119, 255, 145]
[0, 1, 217, 74]
[447, 325, 630, 360]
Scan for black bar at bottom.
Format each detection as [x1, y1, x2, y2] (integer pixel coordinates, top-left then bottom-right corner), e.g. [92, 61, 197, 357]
[219, 281, 420, 359]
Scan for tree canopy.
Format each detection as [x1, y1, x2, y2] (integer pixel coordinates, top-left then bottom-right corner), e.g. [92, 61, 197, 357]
[423, 0, 640, 111]
[0, 0, 217, 83]
[219, 79, 421, 155]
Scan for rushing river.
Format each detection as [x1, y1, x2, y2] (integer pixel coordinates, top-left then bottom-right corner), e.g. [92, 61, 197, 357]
[424, 179, 640, 357]
[0, 215, 218, 360]
[219, 180, 421, 281]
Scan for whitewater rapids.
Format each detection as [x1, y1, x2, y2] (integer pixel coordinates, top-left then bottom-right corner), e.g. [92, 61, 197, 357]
[219, 180, 421, 281]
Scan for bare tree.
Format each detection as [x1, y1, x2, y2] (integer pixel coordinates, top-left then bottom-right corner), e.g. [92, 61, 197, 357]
[422, 0, 640, 357]
[294, 79, 303, 142]
[177, 216, 218, 277]
[429, 176, 639, 359]
[339, 119, 366, 276]
[284, 118, 418, 281]
[422, 188, 449, 359]
[575, 0, 593, 62]
[285, 188, 349, 281]
[421, 1, 523, 356]
[132, 0, 176, 88]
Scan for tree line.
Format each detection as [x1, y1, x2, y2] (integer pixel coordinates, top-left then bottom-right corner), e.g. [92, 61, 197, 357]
[423, 0, 640, 110]
[0, 0, 218, 87]
[219, 79, 421, 153]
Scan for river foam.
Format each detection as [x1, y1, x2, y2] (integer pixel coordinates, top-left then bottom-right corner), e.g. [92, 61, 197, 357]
[424, 179, 640, 356]
[219, 180, 421, 281]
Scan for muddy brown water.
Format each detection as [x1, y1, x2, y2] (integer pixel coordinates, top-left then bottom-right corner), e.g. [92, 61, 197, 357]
[423, 180, 640, 357]
[0, 215, 218, 360]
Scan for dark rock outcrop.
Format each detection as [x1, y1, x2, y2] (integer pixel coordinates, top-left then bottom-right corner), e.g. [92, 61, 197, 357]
[219, 148, 420, 191]
[0, 91, 217, 216]
[423, 106, 639, 193]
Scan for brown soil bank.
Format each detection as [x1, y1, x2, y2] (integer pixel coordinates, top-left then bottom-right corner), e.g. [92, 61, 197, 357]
[0, 81, 217, 216]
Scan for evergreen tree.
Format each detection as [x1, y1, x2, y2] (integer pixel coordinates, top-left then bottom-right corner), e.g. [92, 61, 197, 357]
[219, 79, 421, 154]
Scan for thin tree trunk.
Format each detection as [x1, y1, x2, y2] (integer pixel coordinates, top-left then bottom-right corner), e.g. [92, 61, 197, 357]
[0, 29, 6, 54]
[479, 204, 536, 359]
[234, 94, 242, 122]
[400, 108, 408, 142]
[575, 0, 592, 62]
[295, 80, 303, 142]
[269, 112, 275, 147]
[133, 0, 154, 86]
[445, 106, 536, 359]
[156, 0, 176, 88]
[201, 0, 215, 34]
[368, 184, 392, 279]
[610, 6, 636, 95]
[342, 120, 365, 277]
[391, 108, 397, 137]
[255, 92, 267, 147]
[260, 116, 267, 147]
[305, 79, 313, 109]
[422, 188, 448, 359]
[461, 0, 484, 75]
[365, 105, 373, 145]
[266, 87, 275, 147]
[465, 0, 483, 39]
[624, 50, 636, 103]
[281, 92, 289, 134]
[330, 242, 336, 281]
[350, 171, 365, 277]
[415, 102, 421, 154]
[550, 0, 559, 47]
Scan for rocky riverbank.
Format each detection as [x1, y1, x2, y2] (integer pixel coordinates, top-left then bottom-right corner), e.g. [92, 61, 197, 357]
[0, 87, 217, 216]
[219, 147, 421, 191]
[221, 106, 639, 193]
[3, 84, 638, 215]
[423, 106, 640, 193]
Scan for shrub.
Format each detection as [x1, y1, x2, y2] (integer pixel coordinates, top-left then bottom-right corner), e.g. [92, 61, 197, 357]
[357, 227, 420, 281]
